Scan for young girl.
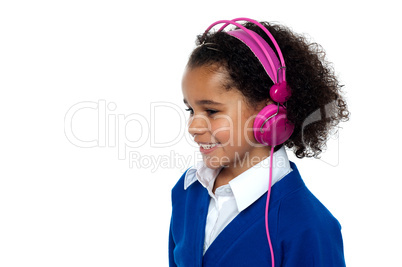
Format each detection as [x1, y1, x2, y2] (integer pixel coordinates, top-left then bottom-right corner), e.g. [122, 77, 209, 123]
[169, 18, 349, 267]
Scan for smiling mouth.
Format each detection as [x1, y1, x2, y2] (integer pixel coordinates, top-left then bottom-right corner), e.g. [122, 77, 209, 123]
[198, 143, 220, 150]
[200, 144, 217, 149]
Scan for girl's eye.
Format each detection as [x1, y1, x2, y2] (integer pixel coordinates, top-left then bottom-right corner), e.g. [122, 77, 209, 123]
[206, 109, 218, 115]
[185, 108, 218, 116]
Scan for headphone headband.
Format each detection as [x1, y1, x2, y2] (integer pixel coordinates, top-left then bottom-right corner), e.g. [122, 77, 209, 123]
[203, 18, 286, 83]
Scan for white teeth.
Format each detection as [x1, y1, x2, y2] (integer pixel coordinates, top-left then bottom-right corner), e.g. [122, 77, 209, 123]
[200, 143, 218, 149]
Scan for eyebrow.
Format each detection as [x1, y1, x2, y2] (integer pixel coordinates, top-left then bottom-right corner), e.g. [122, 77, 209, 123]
[183, 99, 224, 106]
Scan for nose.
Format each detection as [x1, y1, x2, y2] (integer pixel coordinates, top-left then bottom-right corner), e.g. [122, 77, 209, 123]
[188, 114, 211, 137]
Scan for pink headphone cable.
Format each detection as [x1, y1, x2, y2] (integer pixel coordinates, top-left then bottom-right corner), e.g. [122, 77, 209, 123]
[265, 146, 275, 267]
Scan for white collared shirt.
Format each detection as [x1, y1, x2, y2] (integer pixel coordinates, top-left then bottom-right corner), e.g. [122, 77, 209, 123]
[184, 146, 293, 254]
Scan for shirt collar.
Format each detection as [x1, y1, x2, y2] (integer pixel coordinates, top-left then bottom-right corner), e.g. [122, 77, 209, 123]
[184, 146, 292, 212]
[184, 160, 222, 192]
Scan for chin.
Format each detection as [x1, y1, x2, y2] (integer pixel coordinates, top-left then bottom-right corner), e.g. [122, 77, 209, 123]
[202, 156, 226, 169]
[203, 160, 222, 170]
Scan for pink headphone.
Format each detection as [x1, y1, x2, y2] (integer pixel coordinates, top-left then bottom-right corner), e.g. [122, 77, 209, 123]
[204, 18, 294, 147]
[204, 18, 295, 267]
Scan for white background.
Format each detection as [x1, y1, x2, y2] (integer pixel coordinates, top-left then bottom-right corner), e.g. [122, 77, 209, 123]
[1, 0, 401, 266]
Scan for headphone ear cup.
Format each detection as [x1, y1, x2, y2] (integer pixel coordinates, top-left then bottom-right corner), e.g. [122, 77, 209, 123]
[253, 104, 294, 146]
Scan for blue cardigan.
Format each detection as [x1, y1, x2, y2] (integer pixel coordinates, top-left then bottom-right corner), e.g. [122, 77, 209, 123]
[169, 162, 346, 266]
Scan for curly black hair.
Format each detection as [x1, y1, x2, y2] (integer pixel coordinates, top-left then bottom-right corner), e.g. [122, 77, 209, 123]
[187, 21, 350, 159]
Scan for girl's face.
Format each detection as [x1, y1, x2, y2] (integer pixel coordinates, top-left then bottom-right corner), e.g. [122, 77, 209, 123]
[182, 65, 270, 172]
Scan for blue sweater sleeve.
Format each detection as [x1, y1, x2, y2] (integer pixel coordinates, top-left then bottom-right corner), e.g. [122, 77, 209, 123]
[280, 223, 345, 266]
[278, 188, 346, 267]
[168, 216, 178, 267]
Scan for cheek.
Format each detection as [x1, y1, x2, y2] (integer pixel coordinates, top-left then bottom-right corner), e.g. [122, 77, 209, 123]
[210, 110, 258, 147]
[210, 118, 233, 145]
[244, 114, 258, 145]
[210, 115, 252, 147]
